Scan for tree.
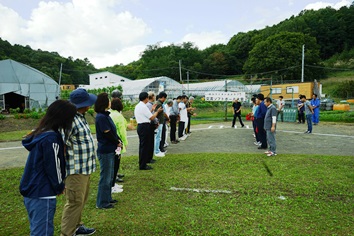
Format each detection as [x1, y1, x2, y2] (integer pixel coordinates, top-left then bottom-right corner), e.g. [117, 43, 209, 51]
[243, 32, 321, 81]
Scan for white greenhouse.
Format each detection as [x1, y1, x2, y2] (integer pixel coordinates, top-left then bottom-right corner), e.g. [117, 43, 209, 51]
[0, 59, 59, 112]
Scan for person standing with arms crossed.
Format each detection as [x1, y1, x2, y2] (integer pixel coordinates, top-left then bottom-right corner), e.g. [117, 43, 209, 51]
[61, 89, 97, 236]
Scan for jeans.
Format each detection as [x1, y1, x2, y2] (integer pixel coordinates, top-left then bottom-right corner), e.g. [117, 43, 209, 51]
[266, 129, 276, 153]
[306, 114, 313, 133]
[154, 124, 163, 154]
[24, 197, 56, 236]
[96, 152, 115, 208]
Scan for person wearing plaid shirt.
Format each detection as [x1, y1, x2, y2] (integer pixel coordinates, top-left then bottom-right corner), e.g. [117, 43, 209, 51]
[61, 89, 97, 236]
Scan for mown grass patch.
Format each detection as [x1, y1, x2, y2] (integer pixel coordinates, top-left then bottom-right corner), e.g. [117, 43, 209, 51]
[1, 153, 353, 235]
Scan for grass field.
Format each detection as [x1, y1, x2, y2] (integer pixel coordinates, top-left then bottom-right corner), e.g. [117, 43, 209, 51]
[1, 153, 353, 235]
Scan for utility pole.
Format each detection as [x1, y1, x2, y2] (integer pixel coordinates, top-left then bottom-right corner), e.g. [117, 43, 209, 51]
[224, 80, 228, 121]
[301, 44, 305, 82]
[179, 60, 182, 83]
[58, 63, 63, 99]
[186, 71, 189, 95]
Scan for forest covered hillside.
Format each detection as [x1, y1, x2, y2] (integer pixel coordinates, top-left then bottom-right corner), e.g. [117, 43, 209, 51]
[1, 3, 353, 86]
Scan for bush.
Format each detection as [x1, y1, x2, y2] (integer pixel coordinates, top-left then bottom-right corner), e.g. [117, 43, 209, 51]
[0, 114, 5, 120]
[30, 112, 40, 119]
[9, 108, 20, 114]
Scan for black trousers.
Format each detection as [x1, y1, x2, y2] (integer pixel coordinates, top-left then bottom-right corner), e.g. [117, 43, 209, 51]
[159, 121, 166, 150]
[137, 123, 151, 169]
[178, 121, 185, 138]
[256, 118, 267, 148]
[232, 113, 244, 127]
[298, 111, 305, 123]
[148, 123, 155, 161]
[169, 115, 178, 141]
[186, 115, 191, 133]
[111, 154, 121, 187]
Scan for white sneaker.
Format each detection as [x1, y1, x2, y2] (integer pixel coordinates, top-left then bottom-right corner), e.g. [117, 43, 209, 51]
[155, 152, 165, 157]
[179, 135, 187, 141]
[254, 141, 261, 146]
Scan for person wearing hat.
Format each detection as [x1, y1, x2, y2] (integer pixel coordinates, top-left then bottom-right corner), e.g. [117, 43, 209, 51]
[61, 89, 97, 236]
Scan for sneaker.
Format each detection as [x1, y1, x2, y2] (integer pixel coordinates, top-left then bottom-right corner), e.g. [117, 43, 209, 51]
[171, 141, 179, 144]
[155, 152, 165, 157]
[178, 135, 187, 141]
[112, 187, 123, 193]
[267, 152, 277, 157]
[264, 150, 272, 154]
[304, 131, 310, 134]
[254, 141, 261, 146]
[75, 225, 96, 235]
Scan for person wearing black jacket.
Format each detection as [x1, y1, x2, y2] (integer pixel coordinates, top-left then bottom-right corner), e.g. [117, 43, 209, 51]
[95, 93, 122, 209]
[20, 100, 77, 236]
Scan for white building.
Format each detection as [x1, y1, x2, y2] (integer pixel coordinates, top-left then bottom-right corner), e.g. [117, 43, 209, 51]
[88, 72, 132, 87]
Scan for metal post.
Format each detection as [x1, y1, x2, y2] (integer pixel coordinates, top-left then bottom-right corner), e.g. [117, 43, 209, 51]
[187, 71, 189, 96]
[301, 44, 305, 82]
[224, 80, 228, 121]
[179, 60, 182, 83]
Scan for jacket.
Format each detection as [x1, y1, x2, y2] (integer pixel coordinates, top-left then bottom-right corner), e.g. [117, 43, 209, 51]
[19, 131, 66, 198]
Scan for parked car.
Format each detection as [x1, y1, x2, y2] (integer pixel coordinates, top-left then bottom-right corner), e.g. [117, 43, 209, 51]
[320, 98, 335, 111]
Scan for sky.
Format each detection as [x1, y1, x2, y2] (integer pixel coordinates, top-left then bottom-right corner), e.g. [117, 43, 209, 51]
[0, 0, 352, 68]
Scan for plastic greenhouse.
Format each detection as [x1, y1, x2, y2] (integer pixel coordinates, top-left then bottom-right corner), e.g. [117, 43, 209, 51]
[0, 59, 59, 111]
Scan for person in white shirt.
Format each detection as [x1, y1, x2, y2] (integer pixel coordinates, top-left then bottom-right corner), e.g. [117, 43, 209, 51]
[178, 95, 188, 140]
[134, 92, 162, 170]
[162, 99, 173, 148]
[276, 96, 285, 122]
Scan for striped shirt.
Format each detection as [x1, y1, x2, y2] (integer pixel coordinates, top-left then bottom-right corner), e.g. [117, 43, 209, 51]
[64, 112, 96, 176]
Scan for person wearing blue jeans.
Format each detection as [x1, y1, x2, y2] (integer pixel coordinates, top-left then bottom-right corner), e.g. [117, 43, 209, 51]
[97, 152, 115, 207]
[20, 100, 77, 236]
[301, 95, 314, 134]
[154, 92, 169, 157]
[95, 93, 122, 209]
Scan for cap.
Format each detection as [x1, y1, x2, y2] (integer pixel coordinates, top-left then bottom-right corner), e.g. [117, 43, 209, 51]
[69, 89, 97, 109]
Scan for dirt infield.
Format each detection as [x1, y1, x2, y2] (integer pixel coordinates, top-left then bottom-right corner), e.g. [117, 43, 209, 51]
[1, 120, 353, 169]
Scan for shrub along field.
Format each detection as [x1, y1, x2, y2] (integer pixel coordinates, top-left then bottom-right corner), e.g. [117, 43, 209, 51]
[0, 153, 353, 235]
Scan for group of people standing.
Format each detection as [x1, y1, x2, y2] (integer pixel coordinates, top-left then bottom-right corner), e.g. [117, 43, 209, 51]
[20, 88, 130, 235]
[134, 92, 195, 171]
[248, 94, 278, 157]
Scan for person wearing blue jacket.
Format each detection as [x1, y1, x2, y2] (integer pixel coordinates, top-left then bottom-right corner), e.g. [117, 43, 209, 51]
[255, 93, 268, 150]
[20, 100, 77, 236]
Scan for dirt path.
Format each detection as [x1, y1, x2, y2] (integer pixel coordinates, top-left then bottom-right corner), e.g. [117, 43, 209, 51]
[1, 121, 353, 169]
